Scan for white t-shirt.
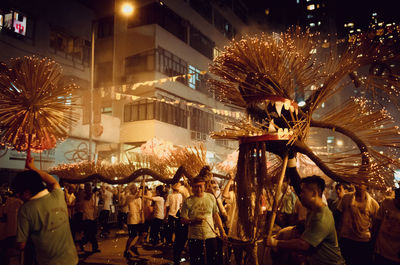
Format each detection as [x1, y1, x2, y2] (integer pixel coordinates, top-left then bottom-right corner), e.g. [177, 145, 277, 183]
[165, 192, 183, 218]
[338, 192, 379, 242]
[102, 189, 113, 211]
[127, 196, 143, 225]
[152, 196, 165, 220]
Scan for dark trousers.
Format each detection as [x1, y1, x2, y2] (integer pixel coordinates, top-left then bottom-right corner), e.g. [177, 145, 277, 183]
[98, 210, 110, 234]
[81, 219, 98, 251]
[340, 237, 373, 265]
[166, 215, 179, 244]
[71, 212, 83, 240]
[150, 218, 163, 245]
[173, 221, 188, 265]
[230, 238, 258, 265]
[374, 253, 400, 265]
[188, 237, 221, 265]
[117, 212, 127, 229]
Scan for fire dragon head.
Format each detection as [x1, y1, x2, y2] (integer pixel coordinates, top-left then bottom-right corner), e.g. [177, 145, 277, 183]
[209, 26, 400, 189]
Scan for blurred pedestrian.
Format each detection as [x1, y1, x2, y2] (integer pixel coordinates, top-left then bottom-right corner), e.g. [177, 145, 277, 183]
[124, 184, 145, 258]
[338, 184, 379, 265]
[99, 184, 113, 237]
[79, 183, 99, 253]
[372, 188, 400, 265]
[146, 185, 165, 246]
[165, 182, 183, 245]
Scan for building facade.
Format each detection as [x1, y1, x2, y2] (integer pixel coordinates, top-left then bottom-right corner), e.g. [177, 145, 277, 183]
[0, 0, 120, 175]
[93, 0, 248, 165]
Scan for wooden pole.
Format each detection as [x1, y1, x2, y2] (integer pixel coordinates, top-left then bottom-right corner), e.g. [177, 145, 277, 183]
[266, 151, 289, 238]
[25, 134, 32, 168]
[261, 151, 289, 264]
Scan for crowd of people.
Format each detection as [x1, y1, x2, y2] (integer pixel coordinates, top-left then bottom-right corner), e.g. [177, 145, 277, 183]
[0, 158, 399, 265]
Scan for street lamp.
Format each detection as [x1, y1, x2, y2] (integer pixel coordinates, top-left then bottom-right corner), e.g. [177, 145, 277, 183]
[121, 2, 134, 16]
[88, 1, 134, 161]
[112, 1, 134, 90]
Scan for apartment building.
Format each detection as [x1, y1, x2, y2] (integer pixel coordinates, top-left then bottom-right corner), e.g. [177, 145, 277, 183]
[0, 0, 120, 173]
[93, 0, 248, 165]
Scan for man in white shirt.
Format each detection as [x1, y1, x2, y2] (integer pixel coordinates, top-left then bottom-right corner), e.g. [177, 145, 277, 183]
[165, 183, 183, 245]
[337, 184, 379, 265]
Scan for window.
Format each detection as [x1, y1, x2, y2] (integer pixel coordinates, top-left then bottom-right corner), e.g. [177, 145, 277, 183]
[124, 99, 188, 128]
[213, 47, 222, 59]
[188, 65, 201, 89]
[156, 47, 188, 84]
[189, 26, 214, 59]
[213, 10, 234, 39]
[190, 107, 214, 133]
[128, 3, 188, 43]
[125, 49, 155, 74]
[12, 11, 26, 35]
[97, 17, 113, 38]
[189, 0, 212, 23]
[50, 28, 90, 64]
[233, 0, 248, 24]
[0, 9, 31, 37]
[101, 107, 112, 115]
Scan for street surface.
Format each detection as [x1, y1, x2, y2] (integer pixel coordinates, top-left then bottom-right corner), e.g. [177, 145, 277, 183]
[78, 230, 190, 265]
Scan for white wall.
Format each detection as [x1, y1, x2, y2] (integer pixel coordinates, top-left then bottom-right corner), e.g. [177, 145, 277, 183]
[70, 113, 121, 143]
[121, 120, 192, 145]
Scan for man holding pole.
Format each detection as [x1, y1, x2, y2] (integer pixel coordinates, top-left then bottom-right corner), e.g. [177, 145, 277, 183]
[12, 157, 78, 265]
[267, 175, 345, 265]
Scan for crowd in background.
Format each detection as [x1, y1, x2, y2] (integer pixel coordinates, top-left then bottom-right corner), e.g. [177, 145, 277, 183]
[0, 166, 399, 265]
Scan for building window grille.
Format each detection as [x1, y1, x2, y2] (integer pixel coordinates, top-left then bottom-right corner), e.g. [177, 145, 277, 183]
[156, 47, 188, 85]
[190, 107, 214, 134]
[124, 99, 188, 128]
[49, 28, 90, 65]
